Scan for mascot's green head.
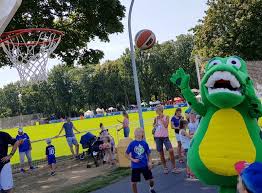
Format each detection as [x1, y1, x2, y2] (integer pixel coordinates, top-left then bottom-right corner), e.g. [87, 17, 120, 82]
[201, 56, 249, 108]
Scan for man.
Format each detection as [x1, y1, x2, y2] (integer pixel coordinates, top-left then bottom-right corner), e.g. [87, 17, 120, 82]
[16, 128, 34, 172]
[56, 117, 80, 158]
[235, 161, 262, 193]
[0, 131, 21, 193]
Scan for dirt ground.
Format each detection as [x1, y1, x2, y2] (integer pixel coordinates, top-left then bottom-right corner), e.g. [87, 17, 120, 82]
[13, 159, 113, 193]
[12, 149, 163, 193]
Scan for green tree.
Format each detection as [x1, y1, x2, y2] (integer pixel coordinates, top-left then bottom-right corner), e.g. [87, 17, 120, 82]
[1, 83, 20, 116]
[0, 0, 125, 67]
[48, 65, 76, 116]
[193, 0, 262, 60]
[123, 35, 197, 102]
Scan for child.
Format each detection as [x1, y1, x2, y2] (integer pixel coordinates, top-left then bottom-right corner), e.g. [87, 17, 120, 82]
[179, 120, 195, 180]
[45, 138, 56, 176]
[126, 128, 156, 193]
[235, 161, 262, 193]
[102, 136, 113, 165]
[99, 123, 108, 138]
[171, 108, 184, 163]
[188, 111, 199, 135]
[108, 133, 116, 164]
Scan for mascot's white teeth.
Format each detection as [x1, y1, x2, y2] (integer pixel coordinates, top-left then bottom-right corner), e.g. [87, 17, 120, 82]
[207, 88, 242, 96]
[205, 71, 241, 95]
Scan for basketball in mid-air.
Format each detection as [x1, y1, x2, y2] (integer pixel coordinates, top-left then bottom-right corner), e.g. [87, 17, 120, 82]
[135, 29, 156, 50]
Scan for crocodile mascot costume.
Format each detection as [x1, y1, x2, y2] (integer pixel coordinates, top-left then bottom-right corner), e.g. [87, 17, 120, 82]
[171, 56, 262, 193]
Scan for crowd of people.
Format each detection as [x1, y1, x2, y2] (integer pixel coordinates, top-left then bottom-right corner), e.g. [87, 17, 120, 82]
[125, 105, 262, 193]
[1, 106, 262, 193]
[124, 104, 200, 193]
[152, 105, 199, 179]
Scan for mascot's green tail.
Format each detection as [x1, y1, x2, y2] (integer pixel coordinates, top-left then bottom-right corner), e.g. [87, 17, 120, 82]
[219, 186, 236, 193]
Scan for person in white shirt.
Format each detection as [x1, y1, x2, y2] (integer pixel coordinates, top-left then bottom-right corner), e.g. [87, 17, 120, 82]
[188, 111, 199, 135]
[179, 120, 196, 180]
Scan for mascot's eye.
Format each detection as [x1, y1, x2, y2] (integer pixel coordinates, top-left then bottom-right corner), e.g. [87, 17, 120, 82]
[208, 59, 222, 68]
[227, 58, 241, 69]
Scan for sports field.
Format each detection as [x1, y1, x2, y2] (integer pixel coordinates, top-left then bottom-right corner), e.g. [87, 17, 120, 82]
[5, 108, 182, 164]
[5, 107, 262, 164]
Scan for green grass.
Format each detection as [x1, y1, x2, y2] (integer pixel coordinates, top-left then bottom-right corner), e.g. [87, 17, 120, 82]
[62, 168, 131, 193]
[5, 108, 184, 164]
[5, 107, 262, 165]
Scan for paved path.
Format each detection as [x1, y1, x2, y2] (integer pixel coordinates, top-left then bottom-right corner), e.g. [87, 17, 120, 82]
[92, 163, 218, 193]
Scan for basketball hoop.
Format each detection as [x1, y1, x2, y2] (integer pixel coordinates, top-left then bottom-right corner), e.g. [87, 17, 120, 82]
[0, 28, 64, 86]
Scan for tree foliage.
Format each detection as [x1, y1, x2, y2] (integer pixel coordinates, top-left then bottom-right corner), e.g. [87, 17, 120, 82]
[0, 35, 197, 118]
[0, 0, 125, 67]
[193, 0, 262, 60]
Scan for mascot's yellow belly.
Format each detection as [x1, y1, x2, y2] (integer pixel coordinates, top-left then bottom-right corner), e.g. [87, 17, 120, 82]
[199, 109, 256, 176]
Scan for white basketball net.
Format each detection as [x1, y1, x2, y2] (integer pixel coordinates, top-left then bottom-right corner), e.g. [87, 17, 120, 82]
[0, 29, 62, 86]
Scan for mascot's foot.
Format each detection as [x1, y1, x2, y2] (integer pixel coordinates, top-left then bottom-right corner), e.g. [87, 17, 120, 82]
[219, 186, 237, 193]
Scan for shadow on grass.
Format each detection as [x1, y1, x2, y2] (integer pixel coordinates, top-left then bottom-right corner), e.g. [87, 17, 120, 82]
[64, 167, 131, 193]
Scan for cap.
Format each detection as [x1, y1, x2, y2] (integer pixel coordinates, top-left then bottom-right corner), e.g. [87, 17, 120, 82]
[18, 128, 23, 132]
[235, 161, 262, 193]
[46, 138, 52, 144]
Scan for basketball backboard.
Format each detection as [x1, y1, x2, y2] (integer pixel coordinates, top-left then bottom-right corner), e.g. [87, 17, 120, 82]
[0, 0, 22, 35]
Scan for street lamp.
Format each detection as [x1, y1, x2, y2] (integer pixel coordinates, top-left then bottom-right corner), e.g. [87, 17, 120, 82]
[128, 0, 144, 129]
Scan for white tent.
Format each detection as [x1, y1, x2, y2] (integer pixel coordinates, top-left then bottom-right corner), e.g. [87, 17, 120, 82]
[96, 108, 104, 114]
[108, 107, 117, 112]
[84, 110, 94, 117]
[149, 100, 160, 106]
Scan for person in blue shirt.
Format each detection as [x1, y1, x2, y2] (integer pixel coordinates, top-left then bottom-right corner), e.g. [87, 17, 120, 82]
[16, 128, 34, 173]
[126, 128, 156, 193]
[56, 117, 80, 158]
[45, 138, 56, 176]
[171, 108, 184, 162]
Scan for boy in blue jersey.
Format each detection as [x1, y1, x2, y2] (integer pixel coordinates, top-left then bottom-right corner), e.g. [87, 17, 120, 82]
[45, 138, 56, 176]
[126, 128, 156, 193]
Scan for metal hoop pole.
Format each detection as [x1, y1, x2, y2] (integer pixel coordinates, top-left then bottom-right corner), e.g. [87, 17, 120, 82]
[128, 0, 144, 129]
[194, 55, 201, 90]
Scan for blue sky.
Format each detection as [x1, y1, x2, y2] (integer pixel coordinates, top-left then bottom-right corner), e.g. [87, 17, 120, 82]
[0, 0, 207, 87]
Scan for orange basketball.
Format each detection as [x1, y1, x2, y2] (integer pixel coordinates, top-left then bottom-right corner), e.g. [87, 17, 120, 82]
[135, 29, 156, 50]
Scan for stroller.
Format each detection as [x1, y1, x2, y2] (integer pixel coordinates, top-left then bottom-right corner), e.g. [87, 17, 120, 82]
[80, 132, 104, 167]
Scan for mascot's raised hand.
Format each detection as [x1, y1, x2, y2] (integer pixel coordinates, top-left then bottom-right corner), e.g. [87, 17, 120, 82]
[170, 68, 190, 90]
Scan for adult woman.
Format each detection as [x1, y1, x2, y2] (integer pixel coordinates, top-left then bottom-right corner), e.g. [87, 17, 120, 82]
[153, 105, 181, 174]
[171, 108, 184, 161]
[117, 111, 130, 137]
